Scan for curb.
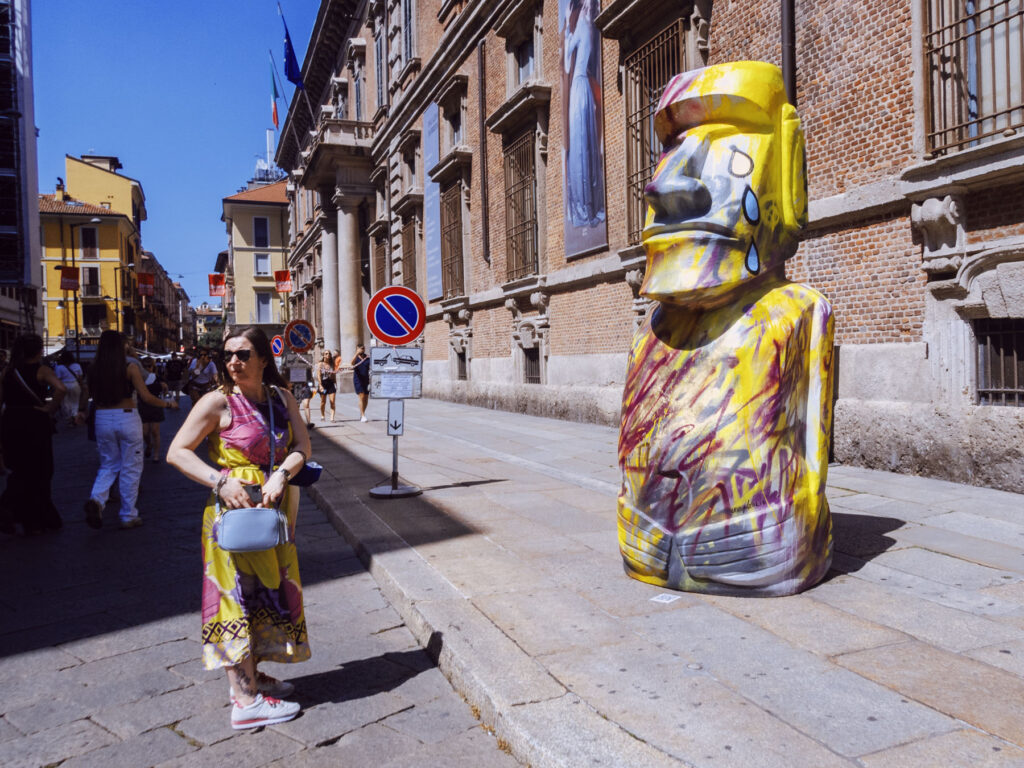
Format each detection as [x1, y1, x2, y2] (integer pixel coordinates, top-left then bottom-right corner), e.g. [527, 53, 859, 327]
[308, 471, 685, 768]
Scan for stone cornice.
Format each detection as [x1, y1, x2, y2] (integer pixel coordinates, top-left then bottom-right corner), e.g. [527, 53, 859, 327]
[485, 81, 551, 135]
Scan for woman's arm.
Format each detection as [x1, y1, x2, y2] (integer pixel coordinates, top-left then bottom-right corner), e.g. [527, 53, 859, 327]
[37, 365, 67, 413]
[128, 365, 177, 410]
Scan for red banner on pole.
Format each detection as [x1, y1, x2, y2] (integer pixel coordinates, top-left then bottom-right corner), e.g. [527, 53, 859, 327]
[274, 270, 292, 293]
[60, 266, 80, 291]
[208, 273, 226, 297]
[138, 273, 155, 296]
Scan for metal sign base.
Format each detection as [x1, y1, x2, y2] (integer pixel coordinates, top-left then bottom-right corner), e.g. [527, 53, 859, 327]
[368, 435, 421, 499]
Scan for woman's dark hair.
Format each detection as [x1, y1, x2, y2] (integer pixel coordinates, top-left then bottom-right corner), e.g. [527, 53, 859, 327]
[89, 330, 129, 406]
[219, 326, 287, 389]
[57, 350, 73, 366]
[4, 334, 43, 385]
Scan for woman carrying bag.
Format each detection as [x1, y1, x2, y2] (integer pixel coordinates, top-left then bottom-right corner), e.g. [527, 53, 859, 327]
[167, 326, 312, 730]
[0, 333, 66, 535]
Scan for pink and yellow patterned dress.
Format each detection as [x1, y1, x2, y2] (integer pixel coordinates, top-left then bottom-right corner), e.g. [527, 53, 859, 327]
[200, 388, 310, 670]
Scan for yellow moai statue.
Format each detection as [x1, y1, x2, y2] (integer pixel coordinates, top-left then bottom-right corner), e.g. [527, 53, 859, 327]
[618, 61, 834, 596]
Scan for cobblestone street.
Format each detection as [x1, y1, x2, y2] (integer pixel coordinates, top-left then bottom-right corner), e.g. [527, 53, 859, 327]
[0, 403, 520, 768]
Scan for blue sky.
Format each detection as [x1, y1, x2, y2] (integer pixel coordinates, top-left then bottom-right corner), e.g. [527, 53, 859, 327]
[33, 0, 320, 307]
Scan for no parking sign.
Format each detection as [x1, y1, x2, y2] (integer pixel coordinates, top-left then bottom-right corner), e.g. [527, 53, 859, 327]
[270, 335, 285, 357]
[365, 286, 426, 346]
[284, 319, 316, 353]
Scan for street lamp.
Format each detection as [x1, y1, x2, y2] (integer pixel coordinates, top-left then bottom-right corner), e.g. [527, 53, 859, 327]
[58, 216, 102, 364]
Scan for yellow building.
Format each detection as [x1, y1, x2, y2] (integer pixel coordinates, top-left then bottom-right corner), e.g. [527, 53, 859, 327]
[221, 180, 289, 334]
[40, 155, 145, 360]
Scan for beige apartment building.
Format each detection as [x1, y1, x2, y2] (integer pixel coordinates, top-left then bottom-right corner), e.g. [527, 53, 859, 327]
[221, 179, 290, 338]
[276, 0, 1024, 492]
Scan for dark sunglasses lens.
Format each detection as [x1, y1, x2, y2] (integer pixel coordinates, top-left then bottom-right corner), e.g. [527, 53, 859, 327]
[225, 349, 251, 362]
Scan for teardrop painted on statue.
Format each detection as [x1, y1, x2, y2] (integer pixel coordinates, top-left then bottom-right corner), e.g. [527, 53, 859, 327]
[745, 241, 760, 274]
[742, 186, 760, 224]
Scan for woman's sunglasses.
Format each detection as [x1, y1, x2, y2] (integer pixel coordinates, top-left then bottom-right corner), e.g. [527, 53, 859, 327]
[223, 349, 253, 362]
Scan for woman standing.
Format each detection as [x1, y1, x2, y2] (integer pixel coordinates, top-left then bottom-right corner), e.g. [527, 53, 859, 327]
[167, 327, 312, 730]
[315, 350, 337, 423]
[138, 357, 168, 463]
[79, 331, 178, 530]
[350, 344, 370, 423]
[0, 334, 66, 535]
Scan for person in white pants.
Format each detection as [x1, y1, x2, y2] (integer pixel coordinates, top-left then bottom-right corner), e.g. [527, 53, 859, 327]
[78, 331, 178, 529]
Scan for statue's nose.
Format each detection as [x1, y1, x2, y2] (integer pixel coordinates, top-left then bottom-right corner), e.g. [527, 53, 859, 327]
[644, 137, 712, 222]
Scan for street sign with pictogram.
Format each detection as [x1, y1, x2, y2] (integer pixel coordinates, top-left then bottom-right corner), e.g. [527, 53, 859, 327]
[270, 335, 285, 357]
[284, 319, 315, 353]
[365, 286, 426, 346]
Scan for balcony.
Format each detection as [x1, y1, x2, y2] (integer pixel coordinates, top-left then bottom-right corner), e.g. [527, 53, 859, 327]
[81, 284, 102, 298]
[300, 118, 375, 190]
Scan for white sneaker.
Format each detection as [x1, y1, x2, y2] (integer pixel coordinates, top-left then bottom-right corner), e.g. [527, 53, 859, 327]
[231, 694, 300, 729]
[360, 415, 368, 422]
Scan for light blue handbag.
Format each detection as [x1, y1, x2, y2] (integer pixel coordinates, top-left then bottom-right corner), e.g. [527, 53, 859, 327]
[212, 387, 292, 553]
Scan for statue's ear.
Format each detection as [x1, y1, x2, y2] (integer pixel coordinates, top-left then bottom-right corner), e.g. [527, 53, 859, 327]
[779, 103, 808, 232]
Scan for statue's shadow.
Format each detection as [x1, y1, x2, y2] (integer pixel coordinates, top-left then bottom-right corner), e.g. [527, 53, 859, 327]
[821, 510, 905, 582]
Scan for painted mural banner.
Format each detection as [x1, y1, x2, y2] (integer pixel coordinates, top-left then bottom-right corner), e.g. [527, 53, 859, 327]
[208, 273, 226, 297]
[618, 62, 833, 597]
[423, 103, 443, 301]
[560, 0, 606, 258]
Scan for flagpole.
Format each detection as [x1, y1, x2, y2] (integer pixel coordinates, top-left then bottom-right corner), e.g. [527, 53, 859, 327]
[270, 49, 305, 159]
[277, 2, 317, 125]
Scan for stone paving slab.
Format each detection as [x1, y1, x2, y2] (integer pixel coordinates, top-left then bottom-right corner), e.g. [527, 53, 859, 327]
[305, 396, 1024, 768]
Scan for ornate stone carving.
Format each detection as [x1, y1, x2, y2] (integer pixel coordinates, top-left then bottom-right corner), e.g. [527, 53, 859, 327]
[911, 191, 966, 275]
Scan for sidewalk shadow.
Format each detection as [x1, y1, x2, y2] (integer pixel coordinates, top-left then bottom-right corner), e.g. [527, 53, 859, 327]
[292, 647, 435, 707]
[823, 511, 904, 580]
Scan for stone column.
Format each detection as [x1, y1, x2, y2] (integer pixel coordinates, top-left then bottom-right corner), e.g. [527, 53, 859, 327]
[319, 209, 341, 354]
[337, 200, 364, 359]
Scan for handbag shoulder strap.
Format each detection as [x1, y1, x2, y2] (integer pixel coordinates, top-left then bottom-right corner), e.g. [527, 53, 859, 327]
[14, 367, 45, 407]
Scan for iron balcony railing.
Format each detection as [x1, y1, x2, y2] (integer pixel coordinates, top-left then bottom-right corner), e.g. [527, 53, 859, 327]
[925, 0, 1024, 155]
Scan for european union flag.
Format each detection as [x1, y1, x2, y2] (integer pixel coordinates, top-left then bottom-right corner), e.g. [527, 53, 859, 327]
[282, 16, 304, 90]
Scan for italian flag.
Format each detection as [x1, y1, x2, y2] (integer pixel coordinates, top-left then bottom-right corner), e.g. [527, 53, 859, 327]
[271, 62, 280, 129]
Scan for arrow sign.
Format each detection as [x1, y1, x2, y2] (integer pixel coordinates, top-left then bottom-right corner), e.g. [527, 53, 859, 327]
[387, 399, 404, 436]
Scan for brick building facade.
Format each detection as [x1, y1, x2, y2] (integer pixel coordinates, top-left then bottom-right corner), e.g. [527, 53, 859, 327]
[277, 0, 1024, 492]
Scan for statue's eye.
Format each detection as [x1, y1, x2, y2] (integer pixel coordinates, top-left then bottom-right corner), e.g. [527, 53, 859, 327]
[729, 147, 754, 177]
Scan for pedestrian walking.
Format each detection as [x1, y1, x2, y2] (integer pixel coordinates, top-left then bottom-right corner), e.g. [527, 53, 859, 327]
[315, 350, 337, 422]
[288, 362, 315, 429]
[80, 331, 178, 530]
[0, 333, 66, 535]
[186, 349, 219, 404]
[138, 357, 168, 462]
[167, 326, 312, 730]
[165, 352, 186, 404]
[53, 349, 84, 427]
[350, 344, 370, 422]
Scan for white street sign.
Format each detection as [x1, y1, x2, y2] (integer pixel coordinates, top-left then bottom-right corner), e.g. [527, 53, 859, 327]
[387, 399, 404, 436]
[370, 346, 423, 373]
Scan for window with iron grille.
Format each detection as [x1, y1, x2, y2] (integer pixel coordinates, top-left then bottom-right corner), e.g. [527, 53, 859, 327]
[402, 217, 418, 290]
[975, 318, 1024, 405]
[925, 0, 1024, 155]
[440, 182, 465, 298]
[373, 237, 388, 291]
[456, 349, 467, 380]
[624, 19, 687, 245]
[523, 346, 541, 384]
[504, 128, 538, 281]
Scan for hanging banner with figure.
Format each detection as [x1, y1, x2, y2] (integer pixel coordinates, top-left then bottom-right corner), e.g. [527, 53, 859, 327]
[274, 270, 293, 292]
[138, 273, 154, 296]
[423, 103, 443, 301]
[60, 266, 80, 291]
[208, 273, 226, 297]
[560, 0, 607, 258]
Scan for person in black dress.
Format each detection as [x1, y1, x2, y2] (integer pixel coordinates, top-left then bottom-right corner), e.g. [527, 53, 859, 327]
[350, 344, 370, 422]
[0, 334, 67, 535]
[139, 357, 169, 462]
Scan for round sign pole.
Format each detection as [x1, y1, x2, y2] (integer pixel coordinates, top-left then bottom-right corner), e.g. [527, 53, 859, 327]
[365, 286, 426, 499]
